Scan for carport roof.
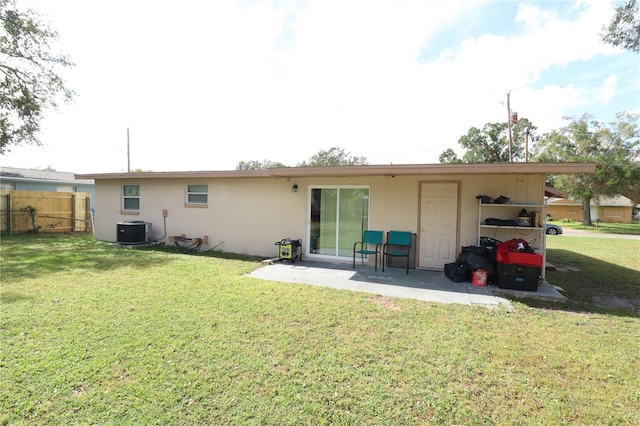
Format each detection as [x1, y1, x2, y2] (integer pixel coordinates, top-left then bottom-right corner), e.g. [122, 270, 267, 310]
[76, 162, 597, 180]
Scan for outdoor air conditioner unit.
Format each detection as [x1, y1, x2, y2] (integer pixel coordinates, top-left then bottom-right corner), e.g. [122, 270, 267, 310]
[117, 221, 152, 244]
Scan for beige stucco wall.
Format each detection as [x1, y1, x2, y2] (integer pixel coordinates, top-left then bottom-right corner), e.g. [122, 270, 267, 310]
[597, 206, 633, 223]
[547, 203, 633, 223]
[93, 173, 545, 262]
[547, 204, 583, 222]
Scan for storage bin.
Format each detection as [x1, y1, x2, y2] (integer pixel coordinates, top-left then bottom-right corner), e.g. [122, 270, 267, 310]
[496, 262, 541, 291]
[496, 250, 543, 267]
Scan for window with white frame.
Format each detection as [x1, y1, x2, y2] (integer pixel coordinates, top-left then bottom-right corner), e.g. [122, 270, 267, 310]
[186, 184, 208, 205]
[123, 184, 140, 211]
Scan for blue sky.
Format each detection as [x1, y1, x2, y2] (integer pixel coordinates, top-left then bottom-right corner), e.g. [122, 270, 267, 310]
[2, 0, 638, 173]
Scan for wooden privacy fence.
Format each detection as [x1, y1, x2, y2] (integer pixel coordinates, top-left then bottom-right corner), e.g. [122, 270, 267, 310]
[0, 190, 92, 234]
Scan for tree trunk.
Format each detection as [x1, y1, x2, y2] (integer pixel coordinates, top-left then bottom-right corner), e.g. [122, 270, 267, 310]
[581, 196, 592, 225]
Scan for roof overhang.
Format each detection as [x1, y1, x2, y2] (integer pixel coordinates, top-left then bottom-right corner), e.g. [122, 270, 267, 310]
[1, 176, 94, 185]
[545, 186, 568, 198]
[76, 162, 597, 180]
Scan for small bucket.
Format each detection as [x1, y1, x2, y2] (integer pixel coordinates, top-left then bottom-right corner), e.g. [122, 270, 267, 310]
[472, 269, 488, 287]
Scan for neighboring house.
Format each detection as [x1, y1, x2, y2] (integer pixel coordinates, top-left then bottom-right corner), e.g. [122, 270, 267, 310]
[78, 162, 595, 272]
[0, 166, 95, 209]
[546, 194, 636, 223]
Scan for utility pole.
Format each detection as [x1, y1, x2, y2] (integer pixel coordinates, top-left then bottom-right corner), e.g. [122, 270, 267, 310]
[507, 92, 513, 163]
[525, 128, 530, 163]
[127, 127, 131, 173]
[507, 92, 519, 162]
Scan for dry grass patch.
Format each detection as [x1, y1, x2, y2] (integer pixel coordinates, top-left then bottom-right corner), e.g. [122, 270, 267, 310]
[368, 295, 401, 311]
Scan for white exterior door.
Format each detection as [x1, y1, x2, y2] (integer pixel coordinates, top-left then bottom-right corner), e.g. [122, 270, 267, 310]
[419, 182, 459, 270]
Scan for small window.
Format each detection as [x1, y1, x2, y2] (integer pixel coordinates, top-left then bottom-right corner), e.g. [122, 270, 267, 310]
[123, 184, 140, 211]
[187, 184, 208, 205]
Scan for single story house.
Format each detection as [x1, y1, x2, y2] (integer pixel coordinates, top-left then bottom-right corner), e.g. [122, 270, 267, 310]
[77, 162, 596, 272]
[546, 194, 636, 223]
[1, 166, 95, 209]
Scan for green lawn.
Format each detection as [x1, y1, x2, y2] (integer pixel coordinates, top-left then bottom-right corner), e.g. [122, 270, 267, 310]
[550, 219, 640, 235]
[1, 233, 639, 425]
[545, 235, 640, 313]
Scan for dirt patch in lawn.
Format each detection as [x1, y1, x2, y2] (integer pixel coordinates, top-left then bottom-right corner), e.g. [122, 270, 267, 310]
[591, 295, 640, 314]
[369, 295, 401, 311]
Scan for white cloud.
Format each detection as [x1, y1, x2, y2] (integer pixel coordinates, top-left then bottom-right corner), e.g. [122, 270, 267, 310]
[1, 0, 635, 172]
[599, 74, 617, 105]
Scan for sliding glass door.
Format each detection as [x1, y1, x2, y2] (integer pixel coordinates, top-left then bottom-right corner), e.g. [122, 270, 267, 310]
[309, 187, 369, 258]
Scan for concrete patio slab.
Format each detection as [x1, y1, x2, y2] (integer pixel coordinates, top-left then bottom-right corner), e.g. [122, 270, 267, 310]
[247, 260, 567, 309]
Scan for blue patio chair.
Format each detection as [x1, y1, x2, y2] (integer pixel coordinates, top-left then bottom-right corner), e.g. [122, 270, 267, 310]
[382, 230, 411, 274]
[353, 230, 384, 270]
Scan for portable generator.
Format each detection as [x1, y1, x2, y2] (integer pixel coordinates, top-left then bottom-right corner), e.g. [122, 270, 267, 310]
[275, 238, 304, 263]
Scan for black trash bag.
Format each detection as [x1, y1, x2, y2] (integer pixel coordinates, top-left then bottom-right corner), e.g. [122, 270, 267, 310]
[444, 262, 470, 282]
[456, 245, 488, 263]
[455, 245, 495, 277]
[465, 252, 494, 276]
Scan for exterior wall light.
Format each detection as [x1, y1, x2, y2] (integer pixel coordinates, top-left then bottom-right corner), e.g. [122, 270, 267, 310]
[292, 184, 298, 193]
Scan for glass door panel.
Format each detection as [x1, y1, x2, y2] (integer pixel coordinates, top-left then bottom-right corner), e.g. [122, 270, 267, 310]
[309, 187, 369, 258]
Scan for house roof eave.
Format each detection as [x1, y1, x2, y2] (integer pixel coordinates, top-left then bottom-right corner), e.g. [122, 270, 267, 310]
[75, 162, 598, 180]
[1, 176, 94, 185]
[544, 186, 568, 198]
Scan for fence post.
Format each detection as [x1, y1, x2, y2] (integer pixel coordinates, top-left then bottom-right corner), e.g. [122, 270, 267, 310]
[72, 193, 77, 232]
[7, 194, 12, 235]
[86, 195, 91, 233]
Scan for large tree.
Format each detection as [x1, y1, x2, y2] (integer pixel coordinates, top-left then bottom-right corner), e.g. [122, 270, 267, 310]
[297, 147, 368, 167]
[236, 148, 368, 170]
[0, 0, 74, 154]
[601, 0, 639, 53]
[438, 148, 463, 164]
[439, 118, 536, 163]
[236, 159, 287, 170]
[621, 163, 640, 205]
[532, 112, 639, 224]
